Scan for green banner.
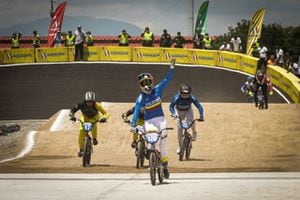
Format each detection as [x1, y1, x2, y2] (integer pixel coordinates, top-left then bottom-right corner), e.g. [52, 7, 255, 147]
[195, 1, 209, 34]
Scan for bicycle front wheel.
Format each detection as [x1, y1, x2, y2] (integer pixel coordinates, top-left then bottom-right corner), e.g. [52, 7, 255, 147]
[179, 136, 187, 161]
[83, 139, 92, 167]
[136, 141, 145, 169]
[185, 137, 192, 160]
[149, 151, 157, 186]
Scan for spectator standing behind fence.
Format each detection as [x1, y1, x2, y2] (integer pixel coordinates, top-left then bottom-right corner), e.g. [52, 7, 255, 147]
[203, 33, 212, 50]
[11, 31, 21, 49]
[74, 25, 85, 61]
[54, 31, 63, 47]
[276, 48, 284, 67]
[257, 45, 268, 73]
[230, 34, 241, 53]
[141, 27, 154, 47]
[65, 31, 75, 47]
[267, 55, 276, 65]
[118, 29, 131, 46]
[173, 32, 185, 48]
[193, 27, 204, 49]
[251, 42, 260, 58]
[160, 29, 172, 48]
[33, 30, 41, 48]
[219, 41, 231, 51]
[85, 31, 94, 46]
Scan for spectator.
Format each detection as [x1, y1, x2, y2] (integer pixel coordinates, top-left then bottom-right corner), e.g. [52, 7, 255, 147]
[230, 34, 242, 52]
[118, 29, 131, 46]
[173, 32, 185, 48]
[257, 44, 268, 73]
[85, 31, 94, 46]
[65, 31, 75, 47]
[219, 41, 231, 51]
[160, 29, 172, 48]
[11, 31, 21, 49]
[141, 27, 154, 47]
[54, 31, 63, 47]
[267, 55, 276, 65]
[74, 25, 86, 61]
[33, 30, 41, 48]
[284, 52, 291, 71]
[203, 33, 212, 50]
[276, 48, 284, 67]
[193, 27, 204, 49]
[251, 42, 260, 58]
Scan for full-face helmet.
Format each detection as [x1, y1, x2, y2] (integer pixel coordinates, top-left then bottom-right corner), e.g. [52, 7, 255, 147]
[138, 73, 154, 94]
[179, 83, 192, 99]
[84, 91, 96, 102]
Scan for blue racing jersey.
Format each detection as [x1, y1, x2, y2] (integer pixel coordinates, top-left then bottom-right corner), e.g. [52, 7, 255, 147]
[131, 68, 174, 127]
[169, 93, 204, 117]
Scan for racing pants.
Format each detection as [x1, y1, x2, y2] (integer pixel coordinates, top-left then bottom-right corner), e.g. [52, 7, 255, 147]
[78, 114, 100, 149]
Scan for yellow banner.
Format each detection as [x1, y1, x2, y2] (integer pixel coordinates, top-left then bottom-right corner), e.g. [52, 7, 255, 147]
[190, 50, 218, 66]
[132, 47, 162, 62]
[84, 47, 101, 61]
[66, 47, 75, 62]
[100, 46, 132, 61]
[161, 48, 191, 64]
[267, 65, 300, 103]
[217, 51, 239, 70]
[0, 50, 3, 64]
[246, 8, 266, 55]
[2, 48, 35, 64]
[239, 54, 258, 75]
[36, 47, 68, 62]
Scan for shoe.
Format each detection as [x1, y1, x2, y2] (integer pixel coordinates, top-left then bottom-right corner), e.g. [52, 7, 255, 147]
[131, 141, 136, 149]
[176, 147, 181, 154]
[163, 168, 170, 179]
[92, 138, 98, 145]
[77, 149, 83, 157]
[192, 132, 197, 141]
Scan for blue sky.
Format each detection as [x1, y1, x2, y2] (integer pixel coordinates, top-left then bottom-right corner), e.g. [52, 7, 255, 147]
[0, 0, 299, 36]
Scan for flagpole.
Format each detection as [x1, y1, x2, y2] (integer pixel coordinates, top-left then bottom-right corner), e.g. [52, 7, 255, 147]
[192, 0, 194, 35]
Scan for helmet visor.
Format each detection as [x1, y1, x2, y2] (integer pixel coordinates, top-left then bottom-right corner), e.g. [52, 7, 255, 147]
[180, 93, 190, 99]
[140, 79, 153, 87]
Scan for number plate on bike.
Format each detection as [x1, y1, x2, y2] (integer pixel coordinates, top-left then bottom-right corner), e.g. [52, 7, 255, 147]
[82, 122, 93, 132]
[145, 133, 159, 144]
[181, 121, 191, 129]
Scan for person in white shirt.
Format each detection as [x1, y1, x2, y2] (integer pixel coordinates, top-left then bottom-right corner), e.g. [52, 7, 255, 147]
[230, 35, 241, 52]
[74, 25, 86, 61]
[257, 46, 268, 73]
[276, 48, 284, 67]
[219, 41, 231, 51]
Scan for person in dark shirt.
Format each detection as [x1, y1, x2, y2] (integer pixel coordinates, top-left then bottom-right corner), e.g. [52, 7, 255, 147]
[173, 32, 185, 48]
[160, 29, 172, 48]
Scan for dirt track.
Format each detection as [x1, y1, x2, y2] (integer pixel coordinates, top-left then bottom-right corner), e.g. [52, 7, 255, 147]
[0, 103, 299, 173]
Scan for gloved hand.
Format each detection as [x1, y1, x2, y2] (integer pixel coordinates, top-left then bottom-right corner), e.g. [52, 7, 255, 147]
[198, 116, 204, 122]
[269, 91, 273, 95]
[171, 114, 178, 119]
[170, 58, 176, 69]
[99, 118, 107, 123]
[130, 126, 137, 133]
[70, 116, 76, 122]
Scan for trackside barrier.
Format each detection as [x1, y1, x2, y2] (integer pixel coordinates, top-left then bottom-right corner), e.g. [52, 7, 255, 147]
[267, 65, 300, 103]
[100, 46, 132, 61]
[1, 46, 299, 102]
[2, 48, 35, 64]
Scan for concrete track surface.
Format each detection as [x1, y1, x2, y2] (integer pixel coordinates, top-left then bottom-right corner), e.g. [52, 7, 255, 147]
[0, 62, 299, 199]
[0, 173, 299, 200]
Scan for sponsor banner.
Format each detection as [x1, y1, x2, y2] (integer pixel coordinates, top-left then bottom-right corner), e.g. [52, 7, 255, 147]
[191, 49, 218, 66]
[267, 65, 300, 103]
[35, 47, 68, 62]
[2, 48, 35, 64]
[133, 47, 162, 62]
[0, 50, 3, 64]
[100, 46, 132, 61]
[239, 54, 258, 75]
[217, 51, 239, 70]
[67, 47, 75, 62]
[195, 1, 209, 34]
[161, 48, 191, 63]
[84, 47, 101, 61]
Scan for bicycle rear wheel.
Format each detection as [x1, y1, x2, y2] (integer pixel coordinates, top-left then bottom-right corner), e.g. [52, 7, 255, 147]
[136, 141, 145, 169]
[149, 151, 157, 186]
[157, 153, 163, 184]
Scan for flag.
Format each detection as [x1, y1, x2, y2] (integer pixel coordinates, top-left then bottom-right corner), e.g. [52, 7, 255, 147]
[47, 1, 67, 47]
[246, 8, 266, 55]
[194, 1, 209, 35]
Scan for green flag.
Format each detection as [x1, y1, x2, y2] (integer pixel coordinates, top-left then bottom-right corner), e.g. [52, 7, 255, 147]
[195, 1, 209, 34]
[246, 8, 266, 55]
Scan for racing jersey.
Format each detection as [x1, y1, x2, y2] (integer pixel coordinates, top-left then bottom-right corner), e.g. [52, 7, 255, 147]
[131, 68, 174, 127]
[69, 101, 109, 119]
[169, 93, 204, 117]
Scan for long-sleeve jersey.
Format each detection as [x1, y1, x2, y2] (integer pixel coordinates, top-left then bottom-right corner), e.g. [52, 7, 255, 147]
[69, 101, 109, 119]
[131, 68, 174, 127]
[241, 81, 254, 93]
[253, 75, 273, 92]
[169, 93, 204, 117]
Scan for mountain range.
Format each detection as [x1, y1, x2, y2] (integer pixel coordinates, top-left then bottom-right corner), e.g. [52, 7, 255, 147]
[0, 16, 143, 37]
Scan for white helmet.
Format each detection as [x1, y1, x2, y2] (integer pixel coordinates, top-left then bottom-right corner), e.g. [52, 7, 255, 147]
[138, 73, 154, 94]
[84, 91, 96, 102]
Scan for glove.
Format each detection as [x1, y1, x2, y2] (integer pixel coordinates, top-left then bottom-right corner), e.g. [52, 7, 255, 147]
[121, 113, 127, 120]
[171, 114, 177, 119]
[170, 58, 176, 69]
[130, 126, 137, 133]
[70, 116, 76, 122]
[99, 118, 107, 123]
[269, 91, 273, 95]
[198, 116, 204, 122]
